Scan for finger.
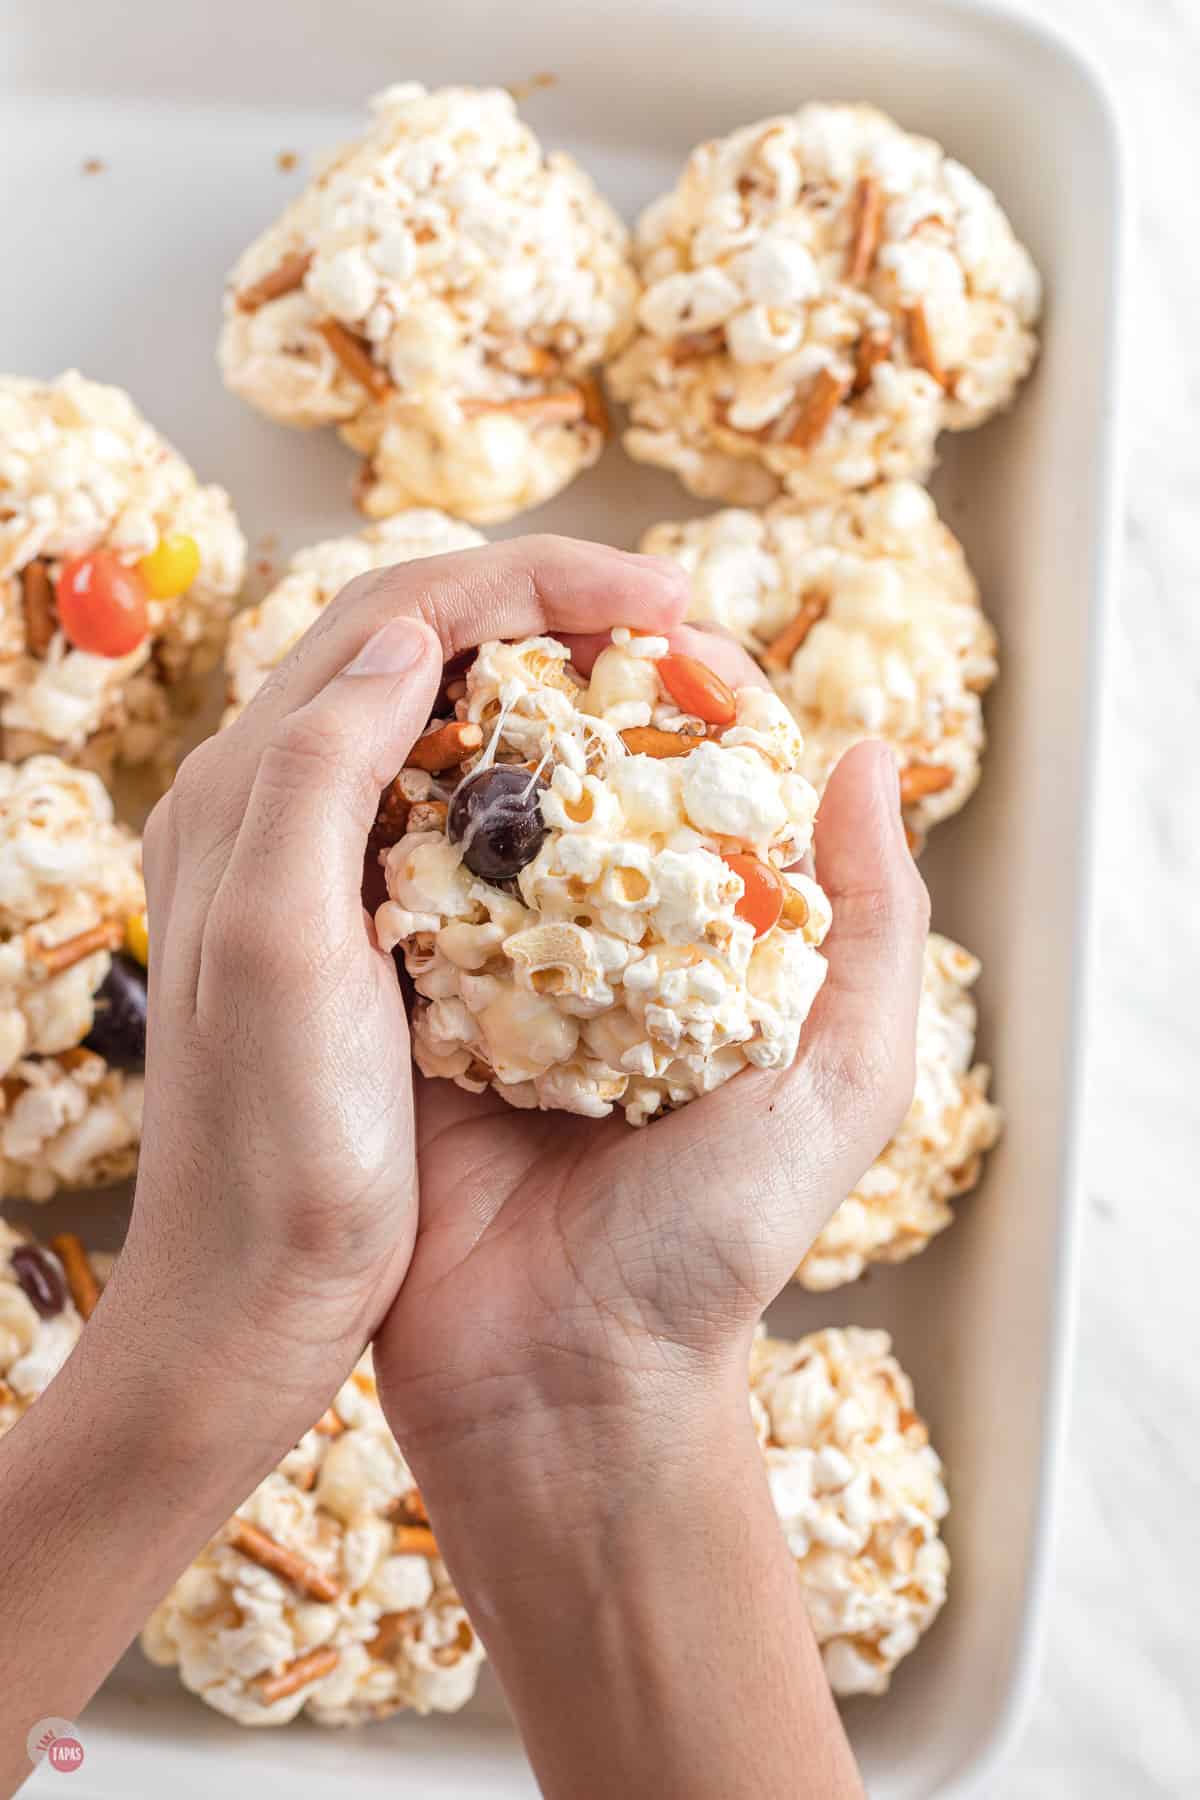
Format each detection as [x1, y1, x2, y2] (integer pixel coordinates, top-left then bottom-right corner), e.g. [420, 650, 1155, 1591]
[185, 538, 689, 872]
[798, 738, 930, 1158]
[629, 740, 927, 1264]
[561, 623, 770, 691]
[195, 617, 442, 1020]
[226, 537, 689, 751]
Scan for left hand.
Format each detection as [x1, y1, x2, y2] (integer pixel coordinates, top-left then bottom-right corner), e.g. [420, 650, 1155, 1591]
[102, 537, 693, 1463]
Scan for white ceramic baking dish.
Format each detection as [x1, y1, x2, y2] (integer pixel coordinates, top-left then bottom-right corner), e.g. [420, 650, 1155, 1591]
[2, 0, 1123, 1793]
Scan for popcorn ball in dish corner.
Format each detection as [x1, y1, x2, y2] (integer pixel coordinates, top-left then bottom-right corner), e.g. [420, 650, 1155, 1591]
[142, 1355, 483, 1726]
[223, 510, 484, 723]
[752, 1326, 949, 1696]
[796, 933, 1000, 1290]
[644, 480, 996, 848]
[373, 631, 831, 1125]
[607, 103, 1040, 505]
[219, 84, 637, 525]
[0, 372, 245, 778]
[1, 756, 147, 1201]
[0, 1222, 110, 1439]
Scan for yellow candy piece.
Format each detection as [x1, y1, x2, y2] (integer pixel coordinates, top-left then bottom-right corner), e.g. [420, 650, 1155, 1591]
[124, 910, 149, 966]
[138, 533, 201, 601]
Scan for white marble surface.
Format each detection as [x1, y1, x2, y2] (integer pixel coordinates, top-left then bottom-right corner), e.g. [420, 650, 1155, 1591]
[997, 2, 1200, 1794]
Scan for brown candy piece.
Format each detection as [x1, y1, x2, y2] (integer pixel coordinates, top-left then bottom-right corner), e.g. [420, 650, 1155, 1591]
[11, 1245, 67, 1318]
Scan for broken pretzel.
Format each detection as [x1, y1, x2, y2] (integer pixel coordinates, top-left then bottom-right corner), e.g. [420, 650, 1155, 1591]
[253, 1646, 339, 1705]
[787, 367, 850, 450]
[28, 919, 124, 977]
[905, 302, 949, 389]
[316, 319, 392, 401]
[229, 1517, 341, 1603]
[49, 1233, 101, 1320]
[620, 727, 707, 759]
[236, 250, 313, 313]
[899, 762, 954, 805]
[20, 561, 57, 658]
[762, 593, 829, 668]
[845, 175, 883, 284]
[405, 720, 483, 773]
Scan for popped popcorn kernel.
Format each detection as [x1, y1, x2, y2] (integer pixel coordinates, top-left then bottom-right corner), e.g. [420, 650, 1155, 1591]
[219, 85, 638, 525]
[607, 104, 1040, 505]
[375, 630, 830, 1125]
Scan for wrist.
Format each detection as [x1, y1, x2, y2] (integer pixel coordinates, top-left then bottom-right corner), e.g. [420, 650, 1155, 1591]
[401, 1338, 760, 1613]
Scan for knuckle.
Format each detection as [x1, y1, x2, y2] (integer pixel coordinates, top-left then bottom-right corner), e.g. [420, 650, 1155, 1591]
[205, 899, 289, 982]
[267, 704, 354, 776]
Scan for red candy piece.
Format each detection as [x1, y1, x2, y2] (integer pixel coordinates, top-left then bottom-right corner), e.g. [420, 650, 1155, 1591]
[55, 552, 150, 658]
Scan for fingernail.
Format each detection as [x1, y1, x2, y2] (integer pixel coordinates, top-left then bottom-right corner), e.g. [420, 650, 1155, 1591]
[342, 618, 433, 678]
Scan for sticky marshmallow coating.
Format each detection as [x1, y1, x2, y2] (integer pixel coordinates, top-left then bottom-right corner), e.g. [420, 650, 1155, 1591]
[219, 84, 637, 525]
[141, 1355, 484, 1727]
[751, 1327, 950, 1695]
[796, 934, 1001, 1289]
[0, 372, 246, 776]
[607, 103, 1041, 505]
[643, 481, 996, 844]
[223, 511, 485, 723]
[0, 1221, 85, 1438]
[0, 757, 145, 1200]
[374, 632, 830, 1125]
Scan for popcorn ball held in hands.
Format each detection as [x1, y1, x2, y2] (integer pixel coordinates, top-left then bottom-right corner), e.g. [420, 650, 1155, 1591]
[0, 756, 148, 1200]
[607, 102, 1041, 505]
[219, 84, 637, 525]
[0, 372, 246, 779]
[373, 628, 831, 1125]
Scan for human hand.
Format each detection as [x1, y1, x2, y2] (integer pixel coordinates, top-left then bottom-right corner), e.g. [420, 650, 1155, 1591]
[102, 536, 693, 1469]
[374, 673, 929, 1470]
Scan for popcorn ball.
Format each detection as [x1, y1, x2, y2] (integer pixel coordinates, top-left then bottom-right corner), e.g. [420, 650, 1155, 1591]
[0, 1222, 111, 1439]
[607, 103, 1041, 505]
[219, 84, 638, 525]
[223, 510, 484, 723]
[643, 480, 996, 846]
[797, 934, 1001, 1290]
[752, 1326, 950, 1695]
[1, 756, 147, 1201]
[373, 631, 831, 1125]
[0, 372, 246, 777]
[142, 1356, 483, 1727]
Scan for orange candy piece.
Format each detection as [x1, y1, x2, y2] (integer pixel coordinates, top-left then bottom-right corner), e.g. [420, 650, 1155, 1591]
[723, 854, 784, 938]
[656, 653, 737, 726]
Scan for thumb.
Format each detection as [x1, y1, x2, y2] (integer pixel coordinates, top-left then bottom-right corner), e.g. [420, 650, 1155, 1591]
[211, 617, 443, 949]
[801, 740, 930, 1145]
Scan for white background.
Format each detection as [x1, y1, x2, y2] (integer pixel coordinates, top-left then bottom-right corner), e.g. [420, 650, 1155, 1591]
[1002, 1, 1199, 1794]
